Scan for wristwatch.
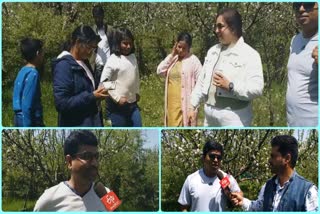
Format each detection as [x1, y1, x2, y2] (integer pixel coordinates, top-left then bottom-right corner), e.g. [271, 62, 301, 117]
[229, 82, 234, 92]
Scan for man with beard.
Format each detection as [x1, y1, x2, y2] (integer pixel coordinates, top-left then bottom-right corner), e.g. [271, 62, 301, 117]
[178, 141, 241, 211]
[231, 135, 318, 211]
[286, 2, 318, 126]
[34, 130, 110, 211]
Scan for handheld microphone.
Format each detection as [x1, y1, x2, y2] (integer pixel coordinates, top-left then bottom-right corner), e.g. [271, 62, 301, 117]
[216, 169, 233, 199]
[94, 182, 122, 211]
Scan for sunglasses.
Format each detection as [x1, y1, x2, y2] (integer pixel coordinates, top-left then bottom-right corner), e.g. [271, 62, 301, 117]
[208, 153, 222, 161]
[293, 2, 317, 11]
[214, 23, 227, 31]
[73, 151, 99, 161]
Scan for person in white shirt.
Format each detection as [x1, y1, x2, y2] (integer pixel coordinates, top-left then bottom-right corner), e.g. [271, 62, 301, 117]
[91, 5, 113, 83]
[231, 135, 318, 211]
[34, 130, 112, 211]
[100, 28, 141, 127]
[286, 2, 318, 127]
[188, 8, 264, 127]
[178, 141, 241, 211]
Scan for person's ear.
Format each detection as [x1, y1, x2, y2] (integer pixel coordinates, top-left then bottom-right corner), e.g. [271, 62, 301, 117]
[284, 153, 292, 166]
[201, 154, 205, 162]
[66, 155, 73, 169]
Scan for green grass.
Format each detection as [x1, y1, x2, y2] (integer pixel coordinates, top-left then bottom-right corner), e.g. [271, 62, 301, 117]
[2, 198, 36, 211]
[252, 83, 286, 127]
[2, 75, 286, 127]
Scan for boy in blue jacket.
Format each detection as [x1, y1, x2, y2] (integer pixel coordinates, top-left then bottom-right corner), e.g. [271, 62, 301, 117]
[12, 38, 45, 126]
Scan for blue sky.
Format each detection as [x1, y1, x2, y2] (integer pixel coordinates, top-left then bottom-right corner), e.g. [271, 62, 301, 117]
[142, 129, 159, 149]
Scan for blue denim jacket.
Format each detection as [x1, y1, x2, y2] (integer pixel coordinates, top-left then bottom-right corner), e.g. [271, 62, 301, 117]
[263, 171, 313, 211]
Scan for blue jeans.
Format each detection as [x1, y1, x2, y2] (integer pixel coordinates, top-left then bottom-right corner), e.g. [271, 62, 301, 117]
[14, 111, 44, 127]
[14, 112, 24, 127]
[106, 98, 142, 127]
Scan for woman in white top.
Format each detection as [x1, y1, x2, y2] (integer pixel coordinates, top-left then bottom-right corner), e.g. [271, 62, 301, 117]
[100, 28, 142, 127]
[189, 8, 264, 127]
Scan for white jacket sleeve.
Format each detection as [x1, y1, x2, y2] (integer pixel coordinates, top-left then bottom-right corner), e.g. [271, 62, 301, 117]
[190, 65, 206, 109]
[100, 55, 121, 102]
[193, 56, 203, 81]
[232, 52, 264, 101]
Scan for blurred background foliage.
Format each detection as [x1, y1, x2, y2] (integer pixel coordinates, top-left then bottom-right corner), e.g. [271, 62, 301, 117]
[2, 3, 299, 126]
[2, 129, 159, 211]
[161, 129, 318, 211]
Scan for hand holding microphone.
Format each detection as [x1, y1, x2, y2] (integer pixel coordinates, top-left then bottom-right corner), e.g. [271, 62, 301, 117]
[230, 192, 244, 207]
[216, 169, 242, 205]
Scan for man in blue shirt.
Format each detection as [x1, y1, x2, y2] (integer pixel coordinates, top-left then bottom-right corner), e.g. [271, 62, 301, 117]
[13, 38, 45, 126]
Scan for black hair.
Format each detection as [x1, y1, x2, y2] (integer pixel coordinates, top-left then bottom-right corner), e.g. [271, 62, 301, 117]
[60, 40, 72, 52]
[111, 27, 135, 56]
[177, 32, 192, 48]
[92, 5, 104, 17]
[203, 140, 224, 157]
[64, 130, 98, 156]
[271, 135, 298, 168]
[20, 38, 43, 62]
[70, 25, 100, 47]
[216, 8, 242, 38]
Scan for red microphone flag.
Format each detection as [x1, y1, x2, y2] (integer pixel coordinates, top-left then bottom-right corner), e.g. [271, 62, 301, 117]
[100, 191, 122, 211]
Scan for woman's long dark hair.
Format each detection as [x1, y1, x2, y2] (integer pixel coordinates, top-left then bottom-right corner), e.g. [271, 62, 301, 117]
[71, 25, 100, 45]
[61, 25, 100, 52]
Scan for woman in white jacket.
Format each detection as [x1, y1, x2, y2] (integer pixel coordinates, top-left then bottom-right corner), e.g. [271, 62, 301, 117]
[188, 8, 264, 127]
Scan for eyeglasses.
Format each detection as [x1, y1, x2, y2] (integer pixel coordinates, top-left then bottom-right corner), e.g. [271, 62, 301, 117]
[214, 23, 227, 31]
[73, 151, 99, 161]
[208, 153, 222, 161]
[293, 2, 317, 12]
[83, 43, 98, 52]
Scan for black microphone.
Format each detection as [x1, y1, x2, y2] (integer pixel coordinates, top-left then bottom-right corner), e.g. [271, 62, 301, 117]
[94, 181, 108, 198]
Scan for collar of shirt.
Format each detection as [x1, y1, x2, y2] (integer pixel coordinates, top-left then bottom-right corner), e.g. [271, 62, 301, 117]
[224, 36, 244, 55]
[64, 181, 93, 197]
[274, 176, 290, 192]
[211, 36, 245, 57]
[302, 32, 318, 41]
[272, 171, 297, 211]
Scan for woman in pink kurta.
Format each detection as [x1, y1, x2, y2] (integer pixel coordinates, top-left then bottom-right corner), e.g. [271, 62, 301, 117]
[157, 32, 202, 126]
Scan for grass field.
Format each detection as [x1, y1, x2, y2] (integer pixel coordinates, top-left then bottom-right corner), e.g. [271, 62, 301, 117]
[2, 73, 286, 127]
[2, 198, 37, 211]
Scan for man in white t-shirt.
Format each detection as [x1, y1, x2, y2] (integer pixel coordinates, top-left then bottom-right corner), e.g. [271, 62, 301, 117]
[34, 130, 111, 211]
[91, 5, 113, 83]
[286, 2, 318, 126]
[178, 141, 241, 211]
